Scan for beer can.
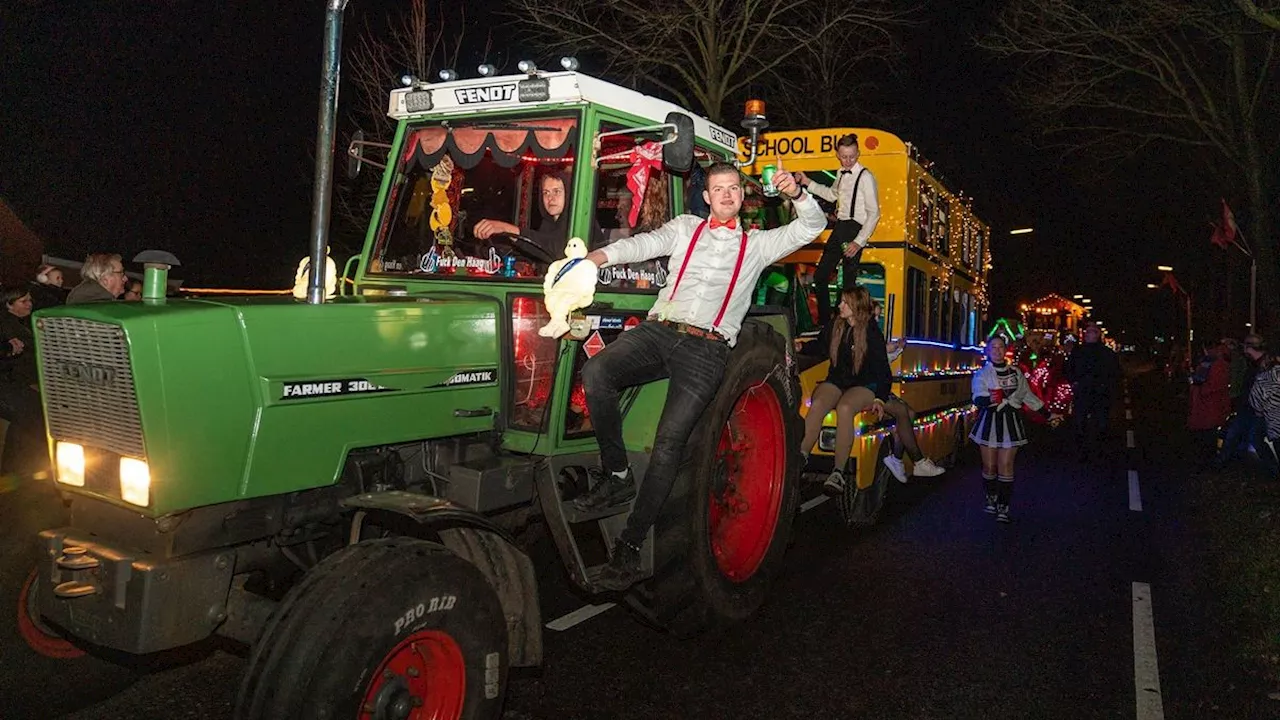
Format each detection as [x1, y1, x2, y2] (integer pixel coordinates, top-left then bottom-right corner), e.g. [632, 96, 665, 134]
[761, 164, 778, 198]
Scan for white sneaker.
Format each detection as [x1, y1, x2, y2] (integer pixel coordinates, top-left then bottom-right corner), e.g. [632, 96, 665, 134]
[883, 455, 908, 484]
[823, 469, 846, 496]
[912, 458, 946, 478]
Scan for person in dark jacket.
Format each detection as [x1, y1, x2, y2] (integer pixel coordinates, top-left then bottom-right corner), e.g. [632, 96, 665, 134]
[472, 171, 602, 258]
[1064, 323, 1120, 460]
[0, 286, 45, 477]
[1215, 334, 1270, 467]
[66, 253, 125, 304]
[799, 285, 891, 495]
[28, 264, 68, 311]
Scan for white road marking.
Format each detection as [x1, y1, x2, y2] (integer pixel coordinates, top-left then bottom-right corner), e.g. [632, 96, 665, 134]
[546, 603, 615, 631]
[1132, 582, 1166, 719]
[1127, 430, 1136, 448]
[1126, 409, 1133, 420]
[1128, 470, 1143, 512]
[1126, 396, 1132, 406]
[800, 495, 831, 513]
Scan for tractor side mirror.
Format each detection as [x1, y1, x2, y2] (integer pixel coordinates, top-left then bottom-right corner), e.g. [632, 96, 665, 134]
[662, 112, 695, 173]
[347, 130, 365, 179]
[347, 130, 390, 179]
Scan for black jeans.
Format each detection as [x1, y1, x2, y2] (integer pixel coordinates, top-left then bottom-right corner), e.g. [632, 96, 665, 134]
[1073, 392, 1111, 452]
[582, 321, 730, 548]
[813, 219, 863, 326]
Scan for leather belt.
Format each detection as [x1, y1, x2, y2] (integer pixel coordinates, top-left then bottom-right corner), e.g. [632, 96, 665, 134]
[654, 319, 728, 343]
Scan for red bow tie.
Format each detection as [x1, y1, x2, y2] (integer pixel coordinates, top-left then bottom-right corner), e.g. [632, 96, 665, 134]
[709, 217, 737, 230]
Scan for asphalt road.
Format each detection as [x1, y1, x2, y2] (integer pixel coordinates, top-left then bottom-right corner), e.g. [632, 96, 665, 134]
[3, 370, 1277, 719]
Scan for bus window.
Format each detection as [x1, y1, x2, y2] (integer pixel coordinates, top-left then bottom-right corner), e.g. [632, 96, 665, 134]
[917, 181, 934, 249]
[951, 289, 963, 344]
[936, 201, 950, 257]
[929, 278, 945, 342]
[907, 267, 927, 338]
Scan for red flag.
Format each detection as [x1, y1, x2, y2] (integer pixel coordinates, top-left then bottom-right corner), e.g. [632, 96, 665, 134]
[1161, 271, 1184, 295]
[1222, 198, 1239, 240]
[1210, 198, 1238, 248]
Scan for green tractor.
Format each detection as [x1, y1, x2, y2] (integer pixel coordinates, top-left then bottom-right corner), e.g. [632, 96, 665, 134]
[23, 4, 803, 717]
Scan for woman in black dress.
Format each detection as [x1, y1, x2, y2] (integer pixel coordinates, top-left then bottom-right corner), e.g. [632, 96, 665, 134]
[799, 286, 892, 495]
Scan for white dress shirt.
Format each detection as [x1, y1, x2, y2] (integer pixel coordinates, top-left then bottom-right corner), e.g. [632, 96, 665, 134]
[600, 193, 828, 345]
[806, 162, 881, 248]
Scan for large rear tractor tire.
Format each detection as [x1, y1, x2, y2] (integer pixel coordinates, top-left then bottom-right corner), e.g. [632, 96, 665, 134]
[235, 538, 508, 720]
[625, 320, 802, 637]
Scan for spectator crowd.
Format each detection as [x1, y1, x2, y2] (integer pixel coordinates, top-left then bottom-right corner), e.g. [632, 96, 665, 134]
[1, 253, 138, 482]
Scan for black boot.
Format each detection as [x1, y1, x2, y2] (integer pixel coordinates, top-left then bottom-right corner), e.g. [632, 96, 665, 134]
[571, 467, 636, 513]
[597, 538, 643, 591]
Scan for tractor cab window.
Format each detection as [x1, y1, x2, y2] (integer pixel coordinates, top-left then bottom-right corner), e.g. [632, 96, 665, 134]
[370, 115, 580, 280]
[590, 123, 675, 292]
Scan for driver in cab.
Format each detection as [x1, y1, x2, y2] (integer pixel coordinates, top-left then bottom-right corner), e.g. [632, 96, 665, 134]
[473, 171, 601, 257]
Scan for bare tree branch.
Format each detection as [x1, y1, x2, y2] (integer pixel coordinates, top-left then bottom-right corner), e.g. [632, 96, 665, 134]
[508, 0, 912, 123]
[979, 0, 1280, 328]
[1235, 0, 1280, 30]
[332, 0, 480, 246]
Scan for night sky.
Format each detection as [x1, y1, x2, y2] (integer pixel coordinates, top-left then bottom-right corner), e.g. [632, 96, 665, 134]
[0, 2, 1243, 341]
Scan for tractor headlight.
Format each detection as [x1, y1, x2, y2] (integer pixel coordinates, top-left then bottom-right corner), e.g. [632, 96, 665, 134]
[119, 457, 151, 507]
[55, 442, 85, 487]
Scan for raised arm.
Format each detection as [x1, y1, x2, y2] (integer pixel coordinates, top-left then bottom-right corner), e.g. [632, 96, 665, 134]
[803, 174, 837, 204]
[586, 217, 687, 267]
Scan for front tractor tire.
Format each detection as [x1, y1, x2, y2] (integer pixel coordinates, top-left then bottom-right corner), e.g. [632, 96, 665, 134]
[235, 539, 508, 720]
[626, 320, 802, 637]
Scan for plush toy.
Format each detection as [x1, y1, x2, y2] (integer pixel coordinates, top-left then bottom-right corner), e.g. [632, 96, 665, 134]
[540, 237, 597, 338]
[292, 251, 338, 300]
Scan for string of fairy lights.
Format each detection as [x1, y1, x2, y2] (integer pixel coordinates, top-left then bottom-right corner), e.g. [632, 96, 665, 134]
[816, 404, 978, 441]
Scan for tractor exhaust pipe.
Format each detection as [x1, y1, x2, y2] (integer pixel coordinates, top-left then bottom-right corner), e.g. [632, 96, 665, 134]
[306, 0, 348, 305]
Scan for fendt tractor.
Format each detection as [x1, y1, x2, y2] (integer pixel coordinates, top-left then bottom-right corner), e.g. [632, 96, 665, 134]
[21, 3, 811, 718]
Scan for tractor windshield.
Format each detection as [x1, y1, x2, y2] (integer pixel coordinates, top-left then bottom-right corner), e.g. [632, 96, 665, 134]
[369, 114, 580, 280]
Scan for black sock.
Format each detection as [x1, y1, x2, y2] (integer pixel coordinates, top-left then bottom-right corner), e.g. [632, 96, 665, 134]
[983, 474, 997, 498]
[997, 476, 1014, 506]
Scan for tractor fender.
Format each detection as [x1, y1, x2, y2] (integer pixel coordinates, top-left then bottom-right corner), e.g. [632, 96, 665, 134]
[340, 491, 542, 667]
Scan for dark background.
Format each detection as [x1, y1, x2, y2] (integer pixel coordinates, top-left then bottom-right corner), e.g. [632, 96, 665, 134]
[0, 2, 1245, 342]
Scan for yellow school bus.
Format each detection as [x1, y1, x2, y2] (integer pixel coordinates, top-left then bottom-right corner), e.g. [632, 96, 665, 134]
[743, 128, 991, 526]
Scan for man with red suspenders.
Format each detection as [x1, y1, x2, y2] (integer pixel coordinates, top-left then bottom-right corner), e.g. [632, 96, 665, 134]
[575, 161, 827, 590]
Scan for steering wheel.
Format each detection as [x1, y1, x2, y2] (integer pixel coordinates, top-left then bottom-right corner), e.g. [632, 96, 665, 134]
[489, 232, 556, 265]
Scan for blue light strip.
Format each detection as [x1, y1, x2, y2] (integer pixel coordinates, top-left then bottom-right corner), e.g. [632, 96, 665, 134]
[903, 337, 985, 353]
[905, 337, 957, 349]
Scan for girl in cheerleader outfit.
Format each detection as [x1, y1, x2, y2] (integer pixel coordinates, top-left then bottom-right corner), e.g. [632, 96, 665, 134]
[971, 335, 1061, 522]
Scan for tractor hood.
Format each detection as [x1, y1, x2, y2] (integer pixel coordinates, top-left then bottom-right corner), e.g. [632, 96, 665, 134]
[34, 293, 502, 515]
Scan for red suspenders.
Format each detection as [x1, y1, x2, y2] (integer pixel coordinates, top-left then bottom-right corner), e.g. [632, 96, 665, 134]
[666, 220, 749, 328]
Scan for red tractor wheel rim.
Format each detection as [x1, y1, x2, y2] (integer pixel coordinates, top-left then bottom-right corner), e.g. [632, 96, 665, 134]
[708, 383, 786, 582]
[17, 569, 85, 660]
[360, 630, 466, 720]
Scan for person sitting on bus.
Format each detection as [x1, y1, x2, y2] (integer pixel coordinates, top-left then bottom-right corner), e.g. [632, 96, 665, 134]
[473, 171, 601, 257]
[799, 286, 892, 496]
[795, 133, 880, 327]
[881, 335, 947, 483]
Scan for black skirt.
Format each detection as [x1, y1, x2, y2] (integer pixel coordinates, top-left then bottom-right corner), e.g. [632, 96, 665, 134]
[970, 404, 1029, 448]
